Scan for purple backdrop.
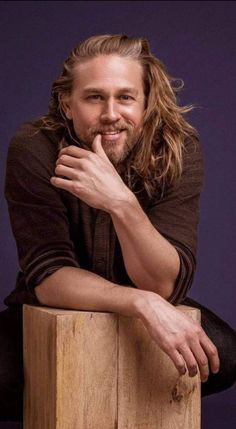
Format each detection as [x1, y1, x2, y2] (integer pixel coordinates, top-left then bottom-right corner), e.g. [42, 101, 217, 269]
[0, 1, 235, 428]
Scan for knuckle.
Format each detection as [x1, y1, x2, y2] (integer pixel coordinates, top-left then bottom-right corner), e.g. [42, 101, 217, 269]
[162, 341, 171, 353]
[199, 358, 208, 367]
[208, 345, 218, 357]
[194, 326, 202, 336]
[162, 338, 174, 353]
[55, 164, 62, 174]
[65, 146, 73, 154]
[60, 154, 68, 163]
[184, 330, 195, 342]
[176, 363, 186, 373]
[190, 324, 201, 336]
[175, 333, 185, 345]
[60, 148, 68, 157]
[86, 151, 93, 160]
[175, 339, 186, 351]
[72, 182, 81, 194]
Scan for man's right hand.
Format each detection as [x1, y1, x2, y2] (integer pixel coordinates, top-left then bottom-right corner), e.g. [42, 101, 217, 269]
[135, 291, 220, 382]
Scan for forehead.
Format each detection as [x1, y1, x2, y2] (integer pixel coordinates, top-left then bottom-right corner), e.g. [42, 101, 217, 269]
[73, 55, 144, 92]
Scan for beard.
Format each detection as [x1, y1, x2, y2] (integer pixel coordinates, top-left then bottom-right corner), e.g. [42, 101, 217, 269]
[74, 122, 142, 167]
[98, 133, 138, 165]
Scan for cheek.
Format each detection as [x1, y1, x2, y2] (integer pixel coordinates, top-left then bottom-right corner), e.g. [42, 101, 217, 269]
[132, 112, 144, 130]
[72, 106, 96, 131]
[122, 106, 144, 125]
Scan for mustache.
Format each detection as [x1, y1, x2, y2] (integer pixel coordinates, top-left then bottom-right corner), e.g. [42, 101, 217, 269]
[90, 123, 134, 135]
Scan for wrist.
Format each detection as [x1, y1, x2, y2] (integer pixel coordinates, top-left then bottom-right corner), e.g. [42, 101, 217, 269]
[108, 188, 137, 217]
[108, 189, 142, 219]
[133, 289, 160, 321]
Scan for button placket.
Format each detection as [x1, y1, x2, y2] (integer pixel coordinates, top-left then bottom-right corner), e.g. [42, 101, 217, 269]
[92, 211, 110, 277]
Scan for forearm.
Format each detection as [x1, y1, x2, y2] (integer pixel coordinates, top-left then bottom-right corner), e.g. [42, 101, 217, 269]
[35, 266, 145, 318]
[110, 195, 180, 299]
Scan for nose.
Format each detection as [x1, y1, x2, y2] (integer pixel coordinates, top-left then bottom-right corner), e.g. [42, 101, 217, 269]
[100, 99, 122, 123]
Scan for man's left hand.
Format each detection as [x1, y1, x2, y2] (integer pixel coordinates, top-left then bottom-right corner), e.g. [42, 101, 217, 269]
[51, 134, 133, 212]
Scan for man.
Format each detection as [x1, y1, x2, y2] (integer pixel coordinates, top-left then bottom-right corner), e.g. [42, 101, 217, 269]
[1, 34, 236, 422]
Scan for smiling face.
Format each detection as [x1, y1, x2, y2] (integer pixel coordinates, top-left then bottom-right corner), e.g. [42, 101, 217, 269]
[60, 54, 146, 165]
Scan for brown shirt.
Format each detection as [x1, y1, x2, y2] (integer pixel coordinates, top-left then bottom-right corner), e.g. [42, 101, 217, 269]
[4, 119, 204, 307]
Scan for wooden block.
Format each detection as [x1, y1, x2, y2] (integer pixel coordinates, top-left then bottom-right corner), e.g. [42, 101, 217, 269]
[23, 306, 118, 429]
[23, 305, 201, 429]
[118, 305, 201, 429]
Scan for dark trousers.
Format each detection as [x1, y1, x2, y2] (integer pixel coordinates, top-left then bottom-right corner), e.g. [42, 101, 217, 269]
[0, 298, 236, 423]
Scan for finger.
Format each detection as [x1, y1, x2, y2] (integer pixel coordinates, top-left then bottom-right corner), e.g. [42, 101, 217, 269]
[166, 348, 187, 377]
[177, 345, 199, 378]
[56, 154, 81, 168]
[200, 332, 220, 374]
[50, 176, 82, 198]
[50, 176, 73, 192]
[189, 341, 210, 382]
[54, 164, 79, 181]
[59, 145, 89, 159]
[92, 134, 108, 159]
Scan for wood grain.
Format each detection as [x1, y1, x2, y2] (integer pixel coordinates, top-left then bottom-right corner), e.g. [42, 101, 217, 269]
[118, 305, 201, 429]
[23, 305, 201, 429]
[23, 306, 117, 429]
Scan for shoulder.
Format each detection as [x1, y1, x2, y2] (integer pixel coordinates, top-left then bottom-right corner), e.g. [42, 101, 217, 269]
[182, 134, 204, 173]
[8, 117, 59, 153]
[168, 134, 204, 199]
[7, 117, 60, 170]
[156, 135, 204, 203]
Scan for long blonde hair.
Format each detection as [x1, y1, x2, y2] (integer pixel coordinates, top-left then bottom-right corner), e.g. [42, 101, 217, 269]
[39, 34, 198, 197]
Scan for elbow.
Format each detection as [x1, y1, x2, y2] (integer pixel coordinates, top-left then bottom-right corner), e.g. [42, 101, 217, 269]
[134, 276, 176, 300]
[158, 279, 176, 301]
[34, 271, 60, 306]
[35, 281, 50, 306]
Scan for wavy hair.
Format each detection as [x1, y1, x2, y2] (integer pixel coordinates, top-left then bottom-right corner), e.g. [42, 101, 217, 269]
[38, 34, 198, 197]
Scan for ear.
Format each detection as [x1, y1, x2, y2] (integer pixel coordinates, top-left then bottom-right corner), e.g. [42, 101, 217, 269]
[59, 93, 72, 120]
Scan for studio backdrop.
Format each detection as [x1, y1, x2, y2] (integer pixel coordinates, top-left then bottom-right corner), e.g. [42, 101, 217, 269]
[0, 2, 235, 428]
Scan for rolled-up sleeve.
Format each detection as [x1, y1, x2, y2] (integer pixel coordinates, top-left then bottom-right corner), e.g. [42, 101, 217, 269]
[4, 127, 80, 297]
[146, 137, 204, 304]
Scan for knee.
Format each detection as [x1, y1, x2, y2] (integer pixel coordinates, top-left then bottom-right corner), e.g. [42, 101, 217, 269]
[202, 324, 236, 396]
[218, 327, 236, 389]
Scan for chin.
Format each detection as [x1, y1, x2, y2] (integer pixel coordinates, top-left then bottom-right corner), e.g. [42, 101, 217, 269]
[106, 149, 130, 165]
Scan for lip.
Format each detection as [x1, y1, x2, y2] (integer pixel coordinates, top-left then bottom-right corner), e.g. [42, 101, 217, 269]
[101, 128, 125, 133]
[100, 130, 125, 141]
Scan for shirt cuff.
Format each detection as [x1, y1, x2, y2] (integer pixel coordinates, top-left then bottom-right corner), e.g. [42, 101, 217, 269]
[25, 249, 80, 294]
[166, 242, 196, 305]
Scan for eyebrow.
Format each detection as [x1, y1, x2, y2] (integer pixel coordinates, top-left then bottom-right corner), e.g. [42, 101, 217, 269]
[82, 87, 139, 96]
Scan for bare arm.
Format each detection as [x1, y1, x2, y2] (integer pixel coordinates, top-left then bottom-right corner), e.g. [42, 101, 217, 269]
[109, 195, 180, 299]
[52, 137, 180, 299]
[35, 266, 220, 383]
[49, 135, 220, 382]
[35, 266, 143, 317]
[6, 129, 219, 384]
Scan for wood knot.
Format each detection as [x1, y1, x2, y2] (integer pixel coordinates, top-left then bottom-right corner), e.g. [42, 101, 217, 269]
[172, 385, 184, 402]
[171, 378, 196, 403]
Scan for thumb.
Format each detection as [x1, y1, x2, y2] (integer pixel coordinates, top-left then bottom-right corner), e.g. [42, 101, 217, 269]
[92, 134, 108, 159]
